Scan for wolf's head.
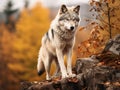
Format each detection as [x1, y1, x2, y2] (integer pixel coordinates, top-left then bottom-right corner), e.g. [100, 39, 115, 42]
[57, 4, 80, 32]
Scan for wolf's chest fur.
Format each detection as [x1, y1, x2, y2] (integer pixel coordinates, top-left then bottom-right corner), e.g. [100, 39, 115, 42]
[44, 28, 74, 56]
[54, 28, 75, 41]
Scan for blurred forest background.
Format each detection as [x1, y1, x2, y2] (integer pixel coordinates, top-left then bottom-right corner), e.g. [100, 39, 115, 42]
[0, 0, 120, 90]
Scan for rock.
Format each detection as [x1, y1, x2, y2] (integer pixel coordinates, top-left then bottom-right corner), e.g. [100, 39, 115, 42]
[103, 34, 120, 55]
[21, 53, 120, 90]
[75, 57, 99, 74]
[76, 57, 120, 90]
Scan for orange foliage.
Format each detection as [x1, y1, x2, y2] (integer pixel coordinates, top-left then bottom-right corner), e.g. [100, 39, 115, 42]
[76, 24, 106, 58]
[13, 3, 50, 81]
[0, 3, 50, 90]
[1, 1, 120, 90]
[0, 25, 19, 90]
[76, 0, 120, 58]
[0, 25, 14, 60]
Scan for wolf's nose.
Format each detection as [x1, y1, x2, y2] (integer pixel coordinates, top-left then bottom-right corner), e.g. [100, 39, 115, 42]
[70, 26, 74, 30]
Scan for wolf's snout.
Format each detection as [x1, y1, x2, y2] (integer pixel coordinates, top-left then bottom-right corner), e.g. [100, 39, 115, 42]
[70, 26, 74, 30]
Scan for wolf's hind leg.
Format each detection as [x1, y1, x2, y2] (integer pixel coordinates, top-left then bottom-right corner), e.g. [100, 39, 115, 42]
[43, 56, 52, 80]
[37, 57, 45, 76]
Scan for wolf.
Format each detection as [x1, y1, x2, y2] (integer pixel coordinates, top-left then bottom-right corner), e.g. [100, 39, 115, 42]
[37, 4, 80, 80]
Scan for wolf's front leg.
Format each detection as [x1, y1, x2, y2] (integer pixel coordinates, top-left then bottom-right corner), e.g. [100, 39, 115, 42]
[54, 59, 60, 76]
[67, 49, 76, 77]
[56, 49, 68, 78]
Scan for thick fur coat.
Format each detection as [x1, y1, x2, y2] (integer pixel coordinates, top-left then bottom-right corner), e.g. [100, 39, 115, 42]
[37, 4, 80, 80]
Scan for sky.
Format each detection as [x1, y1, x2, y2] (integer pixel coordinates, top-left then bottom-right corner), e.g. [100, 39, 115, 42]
[0, 0, 89, 11]
[40, 0, 89, 7]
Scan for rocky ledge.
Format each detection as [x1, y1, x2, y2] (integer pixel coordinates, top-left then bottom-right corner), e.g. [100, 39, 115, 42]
[21, 52, 120, 90]
[21, 35, 120, 90]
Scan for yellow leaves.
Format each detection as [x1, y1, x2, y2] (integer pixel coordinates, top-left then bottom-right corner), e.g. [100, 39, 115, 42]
[79, 27, 85, 31]
[16, 3, 50, 33]
[104, 0, 115, 4]
[0, 26, 14, 58]
[76, 23, 107, 58]
[8, 63, 26, 72]
[72, 52, 77, 65]
[0, 2, 79, 89]
[14, 3, 50, 62]
[89, 0, 95, 6]
[31, 3, 50, 22]
[0, 3, 51, 82]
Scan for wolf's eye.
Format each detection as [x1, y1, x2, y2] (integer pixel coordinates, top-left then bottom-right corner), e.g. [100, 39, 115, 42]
[73, 18, 79, 22]
[59, 18, 64, 21]
[73, 18, 76, 21]
[65, 18, 69, 21]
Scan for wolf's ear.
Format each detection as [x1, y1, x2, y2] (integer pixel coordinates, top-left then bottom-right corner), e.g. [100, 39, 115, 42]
[73, 5, 80, 14]
[60, 4, 68, 14]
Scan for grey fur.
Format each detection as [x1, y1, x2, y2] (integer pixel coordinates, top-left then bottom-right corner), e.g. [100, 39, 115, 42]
[37, 4, 80, 80]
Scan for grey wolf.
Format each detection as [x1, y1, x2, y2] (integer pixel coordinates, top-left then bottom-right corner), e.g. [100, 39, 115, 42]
[37, 4, 80, 80]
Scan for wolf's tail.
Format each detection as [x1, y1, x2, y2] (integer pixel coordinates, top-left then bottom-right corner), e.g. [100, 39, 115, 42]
[37, 58, 45, 76]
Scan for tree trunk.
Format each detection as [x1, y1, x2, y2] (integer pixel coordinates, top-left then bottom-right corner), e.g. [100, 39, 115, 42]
[106, 3, 112, 39]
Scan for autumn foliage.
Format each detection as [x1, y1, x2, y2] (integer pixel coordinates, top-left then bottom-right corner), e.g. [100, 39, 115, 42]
[0, 0, 120, 90]
[89, 0, 120, 39]
[77, 0, 120, 58]
[0, 3, 50, 90]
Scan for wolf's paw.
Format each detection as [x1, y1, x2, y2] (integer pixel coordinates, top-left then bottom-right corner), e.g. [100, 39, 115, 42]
[46, 75, 52, 81]
[62, 74, 69, 79]
[46, 77, 52, 81]
[69, 73, 76, 78]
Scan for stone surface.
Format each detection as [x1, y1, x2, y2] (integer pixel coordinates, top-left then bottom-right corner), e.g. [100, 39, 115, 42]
[103, 34, 120, 55]
[21, 53, 120, 90]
